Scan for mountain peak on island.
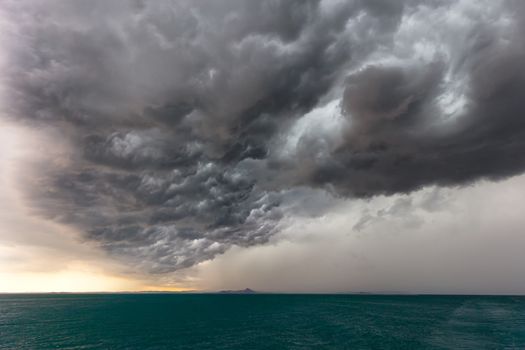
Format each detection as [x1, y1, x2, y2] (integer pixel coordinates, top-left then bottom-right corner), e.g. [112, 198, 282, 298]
[218, 288, 256, 294]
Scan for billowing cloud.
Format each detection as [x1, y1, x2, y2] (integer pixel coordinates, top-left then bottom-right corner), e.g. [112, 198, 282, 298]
[1, 0, 525, 274]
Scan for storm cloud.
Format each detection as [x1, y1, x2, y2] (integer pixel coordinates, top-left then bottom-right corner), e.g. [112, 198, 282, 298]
[1, 0, 525, 273]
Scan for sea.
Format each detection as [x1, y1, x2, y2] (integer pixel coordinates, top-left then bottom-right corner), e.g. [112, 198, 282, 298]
[1, 294, 524, 349]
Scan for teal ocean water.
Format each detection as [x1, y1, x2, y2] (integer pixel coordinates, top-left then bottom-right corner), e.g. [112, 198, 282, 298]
[1, 294, 524, 349]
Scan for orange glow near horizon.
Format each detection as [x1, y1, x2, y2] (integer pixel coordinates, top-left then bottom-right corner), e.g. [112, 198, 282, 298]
[0, 270, 143, 293]
[0, 262, 197, 293]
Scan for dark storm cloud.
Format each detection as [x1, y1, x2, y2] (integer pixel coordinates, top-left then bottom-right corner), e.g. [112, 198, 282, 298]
[1, 0, 366, 272]
[303, 24, 525, 197]
[2, 0, 525, 272]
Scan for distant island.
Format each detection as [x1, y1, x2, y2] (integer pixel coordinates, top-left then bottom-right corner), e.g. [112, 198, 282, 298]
[217, 288, 256, 294]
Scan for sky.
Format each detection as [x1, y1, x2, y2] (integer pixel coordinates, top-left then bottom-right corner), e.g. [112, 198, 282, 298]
[1, 0, 525, 293]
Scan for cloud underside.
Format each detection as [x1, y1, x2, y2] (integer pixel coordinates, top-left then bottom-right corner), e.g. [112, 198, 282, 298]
[2, 0, 525, 273]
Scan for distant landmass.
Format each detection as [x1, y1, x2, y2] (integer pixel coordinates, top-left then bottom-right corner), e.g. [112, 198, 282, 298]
[217, 288, 256, 294]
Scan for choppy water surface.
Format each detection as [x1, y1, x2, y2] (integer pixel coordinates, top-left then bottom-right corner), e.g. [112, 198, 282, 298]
[1, 294, 524, 349]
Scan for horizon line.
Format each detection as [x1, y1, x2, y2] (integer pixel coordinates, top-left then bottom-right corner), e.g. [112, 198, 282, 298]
[1, 291, 525, 296]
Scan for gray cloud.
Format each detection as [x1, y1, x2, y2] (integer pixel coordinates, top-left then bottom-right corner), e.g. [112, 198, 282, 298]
[290, 1, 525, 196]
[2, 0, 525, 273]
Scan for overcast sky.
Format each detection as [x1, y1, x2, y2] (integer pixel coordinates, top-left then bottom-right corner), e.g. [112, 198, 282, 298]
[2, 0, 525, 293]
